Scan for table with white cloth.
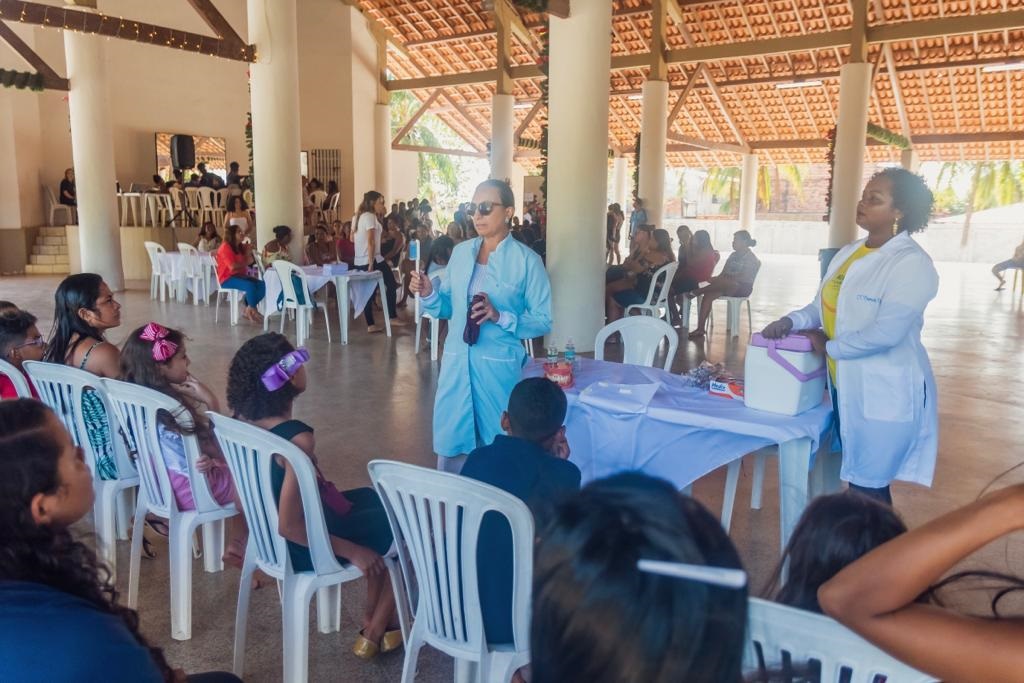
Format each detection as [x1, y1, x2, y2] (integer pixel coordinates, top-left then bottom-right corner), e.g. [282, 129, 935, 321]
[523, 358, 838, 550]
[329, 270, 392, 344]
[263, 265, 333, 315]
[157, 251, 217, 303]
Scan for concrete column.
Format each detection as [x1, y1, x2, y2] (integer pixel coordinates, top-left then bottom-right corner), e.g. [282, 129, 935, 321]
[64, 9, 123, 290]
[374, 103, 392, 201]
[490, 93, 515, 183]
[546, 0, 612, 352]
[638, 80, 669, 229]
[828, 62, 872, 248]
[611, 155, 629, 208]
[248, 0, 304, 260]
[900, 148, 920, 173]
[738, 152, 758, 230]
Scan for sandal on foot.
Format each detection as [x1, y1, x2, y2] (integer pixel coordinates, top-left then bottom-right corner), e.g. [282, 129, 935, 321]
[352, 630, 380, 660]
[380, 628, 404, 653]
[145, 516, 169, 538]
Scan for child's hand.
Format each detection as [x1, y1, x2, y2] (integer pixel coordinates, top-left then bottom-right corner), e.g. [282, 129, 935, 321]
[195, 455, 216, 473]
[551, 431, 571, 460]
[348, 546, 386, 577]
[176, 375, 218, 409]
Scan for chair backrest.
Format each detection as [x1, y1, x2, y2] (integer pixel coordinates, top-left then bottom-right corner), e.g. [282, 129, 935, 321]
[143, 241, 167, 273]
[184, 187, 201, 208]
[103, 379, 223, 518]
[743, 598, 935, 682]
[309, 190, 327, 208]
[328, 193, 340, 210]
[215, 188, 229, 208]
[252, 250, 267, 279]
[22, 361, 136, 482]
[643, 262, 678, 307]
[594, 316, 678, 371]
[0, 358, 33, 398]
[43, 185, 59, 208]
[168, 187, 187, 211]
[272, 260, 313, 310]
[367, 460, 534, 655]
[206, 412, 344, 582]
[196, 186, 216, 210]
[243, 189, 254, 207]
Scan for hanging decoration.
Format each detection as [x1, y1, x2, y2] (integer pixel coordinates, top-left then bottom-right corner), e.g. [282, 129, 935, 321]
[537, 23, 550, 208]
[632, 133, 642, 201]
[823, 122, 911, 221]
[0, 68, 43, 91]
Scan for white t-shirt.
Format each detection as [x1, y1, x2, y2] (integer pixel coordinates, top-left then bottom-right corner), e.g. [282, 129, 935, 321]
[353, 212, 383, 266]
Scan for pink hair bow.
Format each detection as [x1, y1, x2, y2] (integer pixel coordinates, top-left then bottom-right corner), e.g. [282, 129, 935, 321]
[139, 322, 178, 362]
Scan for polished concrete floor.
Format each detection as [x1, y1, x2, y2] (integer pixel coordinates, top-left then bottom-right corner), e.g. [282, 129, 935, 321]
[2, 254, 1024, 682]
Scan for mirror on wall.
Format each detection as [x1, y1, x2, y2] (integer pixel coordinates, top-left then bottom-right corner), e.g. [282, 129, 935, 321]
[154, 133, 227, 181]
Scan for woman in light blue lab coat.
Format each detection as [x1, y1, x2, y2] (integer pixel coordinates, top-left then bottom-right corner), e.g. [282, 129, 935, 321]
[762, 168, 939, 506]
[410, 179, 552, 472]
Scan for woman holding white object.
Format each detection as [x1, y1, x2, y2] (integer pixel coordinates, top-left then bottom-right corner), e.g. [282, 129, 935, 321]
[410, 179, 552, 473]
[761, 168, 939, 505]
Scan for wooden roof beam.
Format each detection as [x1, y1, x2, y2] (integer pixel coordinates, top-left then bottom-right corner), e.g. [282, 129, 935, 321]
[514, 98, 544, 143]
[0, 19, 67, 89]
[0, 0, 254, 61]
[440, 91, 489, 150]
[392, 143, 487, 158]
[668, 132, 750, 154]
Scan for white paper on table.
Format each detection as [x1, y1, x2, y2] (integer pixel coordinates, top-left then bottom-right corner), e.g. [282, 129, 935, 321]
[579, 380, 661, 414]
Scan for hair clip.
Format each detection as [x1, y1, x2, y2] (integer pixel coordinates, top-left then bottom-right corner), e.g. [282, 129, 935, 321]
[261, 347, 310, 391]
[637, 559, 748, 590]
[139, 322, 177, 362]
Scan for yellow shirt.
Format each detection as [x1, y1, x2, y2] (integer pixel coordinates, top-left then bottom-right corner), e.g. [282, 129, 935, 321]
[822, 244, 876, 384]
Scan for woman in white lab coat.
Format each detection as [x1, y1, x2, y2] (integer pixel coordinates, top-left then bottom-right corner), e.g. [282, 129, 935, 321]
[761, 168, 939, 504]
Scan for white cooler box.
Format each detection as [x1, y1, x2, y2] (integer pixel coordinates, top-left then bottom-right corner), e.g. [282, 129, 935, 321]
[744, 332, 827, 416]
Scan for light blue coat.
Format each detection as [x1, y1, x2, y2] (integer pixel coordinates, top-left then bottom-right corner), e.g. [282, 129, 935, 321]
[421, 234, 552, 457]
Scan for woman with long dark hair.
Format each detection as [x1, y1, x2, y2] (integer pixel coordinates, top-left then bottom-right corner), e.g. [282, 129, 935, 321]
[216, 221, 264, 323]
[221, 195, 253, 243]
[0, 399, 240, 682]
[410, 179, 552, 472]
[43, 273, 122, 480]
[604, 226, 674, 324]
[531, 472, 748, 683]
[352, 190, 402, 333]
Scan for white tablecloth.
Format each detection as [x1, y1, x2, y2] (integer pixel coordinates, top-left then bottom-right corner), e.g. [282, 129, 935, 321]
[157, 251, 217, 301]
[525, 357, 833, 489]
[263, 265, 380, 314]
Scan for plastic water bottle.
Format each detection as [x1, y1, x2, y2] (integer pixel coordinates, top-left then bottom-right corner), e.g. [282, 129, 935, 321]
[546, 345, 558, 365]
[564, 338, 576, 369]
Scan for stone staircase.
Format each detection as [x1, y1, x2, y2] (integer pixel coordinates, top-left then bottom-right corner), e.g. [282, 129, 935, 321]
[25, 226, 70, 275]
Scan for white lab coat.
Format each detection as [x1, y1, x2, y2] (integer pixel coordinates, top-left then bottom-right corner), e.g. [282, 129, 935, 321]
[785, 232, 939, 488]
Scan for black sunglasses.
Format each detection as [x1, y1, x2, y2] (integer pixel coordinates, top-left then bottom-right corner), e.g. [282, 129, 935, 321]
[467, 201, 504, 217]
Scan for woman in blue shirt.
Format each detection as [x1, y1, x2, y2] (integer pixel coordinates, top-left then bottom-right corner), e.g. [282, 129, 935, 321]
[410, 179, 552, 472]
[0, 399, 238, 683]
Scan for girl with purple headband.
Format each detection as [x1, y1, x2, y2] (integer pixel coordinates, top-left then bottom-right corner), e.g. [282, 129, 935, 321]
[120, 322, 253, 571]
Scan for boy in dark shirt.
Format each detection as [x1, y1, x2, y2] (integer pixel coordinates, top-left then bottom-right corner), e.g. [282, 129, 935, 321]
[461, 377, 582, 645]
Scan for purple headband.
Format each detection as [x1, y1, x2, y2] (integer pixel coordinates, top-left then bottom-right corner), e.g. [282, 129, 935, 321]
[261, 348, 310, 391]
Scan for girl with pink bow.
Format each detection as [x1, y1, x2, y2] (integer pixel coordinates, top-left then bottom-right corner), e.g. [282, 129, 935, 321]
[120, 322, 254, 572]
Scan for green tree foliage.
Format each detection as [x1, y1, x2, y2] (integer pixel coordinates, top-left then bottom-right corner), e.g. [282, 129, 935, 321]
[937, 161, 1024, 246]
[389, 91, 461, 203]
[701, 164, 806, 214]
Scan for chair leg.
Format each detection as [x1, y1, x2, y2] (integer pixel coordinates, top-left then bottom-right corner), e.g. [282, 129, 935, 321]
[94, 492, 118, 578]
[455, 658, 479, 683]
[115, 487, 134, 540]
[127, 508, 147, 607]
[721, 458, 742, 533]
[281, 583, 313, 683]
[233, 551, 257, 676]
[746, 299, 752, 337]
[201, 519, 226, 573]
[751, 450, 768, 510]
[316, 584, 342, 634]
[400, 624, 425, 683]
[414, 317, 423, 354]
[170, 519, 195, 640]
[431, 319, 439, 361]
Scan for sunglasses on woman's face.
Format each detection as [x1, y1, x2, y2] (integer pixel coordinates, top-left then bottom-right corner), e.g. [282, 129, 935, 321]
[467, 201, 504, 217]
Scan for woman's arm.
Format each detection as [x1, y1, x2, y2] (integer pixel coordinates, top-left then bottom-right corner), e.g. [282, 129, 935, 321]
[494, 251, 552, 340]
[820, 485, 1024, 683]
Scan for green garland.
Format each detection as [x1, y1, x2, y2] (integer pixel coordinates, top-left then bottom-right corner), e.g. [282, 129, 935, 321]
[632, 133, 641, 201]
[0, 69, 43, 92]
[537, 24, 550, 207]
[244, 111, 254, 194]
[866, 122, 910, 150]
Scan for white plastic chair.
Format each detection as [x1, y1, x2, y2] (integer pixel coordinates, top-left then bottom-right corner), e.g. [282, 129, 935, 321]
[243, 189, 255, 209]
[215, 278, 244, 326]
[324, 193, 340, 224]
[214, 188, 229, 225]
[709, 296, 754, 338]
[368, 460, 533, 683]
[207, 412, 403, 682]
[144, 241, 176, 301]
[415, 312, 442, 361]
[196, 187, 217, 225]
[23, 361, 139, 577]
[44, 185, 75, 226]
[103, 379, 237, 641]
[743, 598, 935, 682]
[309, 189, 328, 225]
[267, 261, 331, 347]
[625, 262, 678, 322]
[594, 316, 678, 371]
[0, 358, 33, 397]
[176, 242, 209, 305]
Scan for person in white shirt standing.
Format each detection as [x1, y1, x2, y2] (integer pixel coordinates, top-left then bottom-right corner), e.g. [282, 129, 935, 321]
[761, 168, 939, 506]
[353, 190, 403, 333]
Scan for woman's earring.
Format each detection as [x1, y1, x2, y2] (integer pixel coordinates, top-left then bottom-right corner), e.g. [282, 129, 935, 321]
[892, 221, 899, 236]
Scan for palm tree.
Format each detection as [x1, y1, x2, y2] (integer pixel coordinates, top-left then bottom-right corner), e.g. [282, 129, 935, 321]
[937, 161, 1023, 246]
[390, 91, 460, 201]
[701, 164, 806, 214]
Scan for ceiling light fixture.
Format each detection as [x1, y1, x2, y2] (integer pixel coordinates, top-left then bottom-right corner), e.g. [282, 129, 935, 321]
[628, 94, 643, 100]
[513, 102, 533, 109]
[981, 62, 1024, 73]
[775, 79, 823, 90]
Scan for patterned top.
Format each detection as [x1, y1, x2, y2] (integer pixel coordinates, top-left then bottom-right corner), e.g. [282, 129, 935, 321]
[722, 249, 761, 286]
